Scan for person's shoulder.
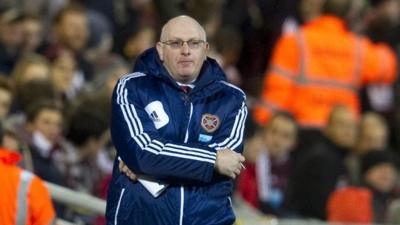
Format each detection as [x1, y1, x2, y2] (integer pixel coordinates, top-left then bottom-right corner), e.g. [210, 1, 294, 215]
[217, 81, 246, 101]
[118, 72, 148, 83]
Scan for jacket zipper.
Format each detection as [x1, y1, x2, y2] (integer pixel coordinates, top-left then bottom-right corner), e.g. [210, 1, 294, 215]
[114, 188, 125, 225]
[180, 102, 193, 225]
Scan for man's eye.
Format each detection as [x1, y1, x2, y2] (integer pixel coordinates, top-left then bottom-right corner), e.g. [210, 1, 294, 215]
[170, 41, 182, 47]
[189, 41, 200, 46]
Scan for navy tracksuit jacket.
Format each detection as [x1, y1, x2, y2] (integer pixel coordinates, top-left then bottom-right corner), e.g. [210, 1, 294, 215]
[106, 48, 247, 225]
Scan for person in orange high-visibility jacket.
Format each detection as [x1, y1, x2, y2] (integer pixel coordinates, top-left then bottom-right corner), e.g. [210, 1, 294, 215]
[253, 0, 397, 128]
[0, 148, 56, 225]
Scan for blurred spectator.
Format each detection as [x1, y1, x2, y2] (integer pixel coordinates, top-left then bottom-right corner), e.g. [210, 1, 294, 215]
[346, 112, 389, 185]
[91, 58, 129, 98]
[0, 76, 13, 121]
[238, 112, 297, 216]
[49, 48, 81, 102]
[212, 26, 243, 86]
[20, 14, 44, 53]
[23, 100, 68, 186]
[253, 0, 397, 130]
[0, 8, 24, 75]
[65, 93, 110, 195]
[288, 105, 357, 219]
[14, 79, 58, 114]
[0, 124, 56, 225]
[364, 0, 400, 46]
[361, 150, 399, 223]
[43, 3, 92, 80]
[11, 53, 50, 91]
[84, 9, 125, 79]
[122, 26, 156, 66]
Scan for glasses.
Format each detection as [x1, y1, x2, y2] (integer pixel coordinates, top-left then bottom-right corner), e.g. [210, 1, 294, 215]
[161, 39, 206, 49]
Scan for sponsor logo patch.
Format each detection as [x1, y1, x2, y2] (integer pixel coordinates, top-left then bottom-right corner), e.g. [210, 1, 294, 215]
[201, 113, 220, 133]
[145, 101, 169, 129]
[198, 134, 213, 143]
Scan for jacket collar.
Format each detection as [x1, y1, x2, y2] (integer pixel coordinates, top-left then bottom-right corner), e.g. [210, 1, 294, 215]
[133, 47, 227, 98]
[0, 148, 21, 165]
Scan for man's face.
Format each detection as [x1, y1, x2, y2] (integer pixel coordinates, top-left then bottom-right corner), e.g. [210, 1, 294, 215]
[156, 19, 209, 83]
[263, 116, 297, 157]
[326, 108, 357, 149]
[0, 88, 12, 120]
[365, 163, 397, 193]
[32, 108, 63, 142]
[57, 12, 88, 52]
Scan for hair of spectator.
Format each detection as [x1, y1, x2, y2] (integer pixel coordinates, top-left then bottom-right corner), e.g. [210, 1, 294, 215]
[11, 53, 49, 86]
[267, 111, 297, 129]
[53, 2, 86, 25]
[25, 100, 62, 123]
[0, 76, 13, 93]
[323, 0, 353, 19]
[65, 95, 109, 147]
[159, 15, 207, 42]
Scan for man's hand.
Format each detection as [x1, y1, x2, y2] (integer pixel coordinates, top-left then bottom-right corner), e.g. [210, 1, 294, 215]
[214, 149, 245, 179]
[118, 159, 138, 181]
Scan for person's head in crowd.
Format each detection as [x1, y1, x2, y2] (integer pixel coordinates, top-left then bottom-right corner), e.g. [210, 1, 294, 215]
[262, 111, 298, 158]
[0, 77, 13, 120]
[93, 58, 129, 97]
[361, 150, 398, 193]
[325, 105, 358, 149]
[156, 15, 209, 84]
[53, 3, 89, 53]
[11, 53, 50, 89]
[20, 14, 44, 53]
[25, 100, 63, 144]
[213, 26, 243, 86]
[355, 112, 388, 154]
[66, 94, 109, 159]
[0, 7, 24, 50]
[2, 126, 21, 152]
[49, 48, 77, 95]
[322, 0, 354, 20]
[298, 0, 325, 22]
[85, 10, 113, 63]
[15, 79, 59, 113]
[185, 0, 223, 39]
[366, 0, 400, 29]
[123, 26, 156, 62]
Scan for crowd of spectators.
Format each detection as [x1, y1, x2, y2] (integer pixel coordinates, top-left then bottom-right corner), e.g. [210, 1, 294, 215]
[1, 0, 400, 224]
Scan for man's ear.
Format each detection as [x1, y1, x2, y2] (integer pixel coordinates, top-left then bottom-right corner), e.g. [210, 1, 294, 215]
[204, 42, 210, 60]
[156, 42, 164, 61]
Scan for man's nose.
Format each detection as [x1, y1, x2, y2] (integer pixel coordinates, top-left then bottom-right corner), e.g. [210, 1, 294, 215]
[181, 42, 190, 55]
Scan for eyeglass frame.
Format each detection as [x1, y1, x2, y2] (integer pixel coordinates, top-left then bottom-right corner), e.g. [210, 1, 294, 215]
[160, 39, 207, 49]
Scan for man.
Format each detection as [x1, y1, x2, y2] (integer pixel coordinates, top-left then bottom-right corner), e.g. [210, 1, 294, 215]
[0, 125, 56, 225]
[253, 0, 397, 129]
[288, 105, 358, 219]
[238, 112, 297, 216]
[106, 15, 247, 225]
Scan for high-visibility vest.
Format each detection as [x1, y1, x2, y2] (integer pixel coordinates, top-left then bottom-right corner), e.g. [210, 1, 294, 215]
[253, 15, 397, 128]
[0, 150, 56, 225]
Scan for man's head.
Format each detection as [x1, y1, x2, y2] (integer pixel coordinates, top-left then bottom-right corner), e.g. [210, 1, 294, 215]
[355, 112, 388, 154]
[53, 3, 88, 53]
[262, 112, 298, 157]
[362, 151, 398, 193]
[156, 15, 209, 84]
[325, 105, 358, 149]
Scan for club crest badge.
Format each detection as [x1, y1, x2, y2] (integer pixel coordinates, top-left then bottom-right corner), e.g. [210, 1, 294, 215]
[201, 113, 220, 133]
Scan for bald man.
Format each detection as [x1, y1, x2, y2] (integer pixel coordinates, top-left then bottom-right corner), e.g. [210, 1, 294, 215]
[106, 15, 247, 225]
